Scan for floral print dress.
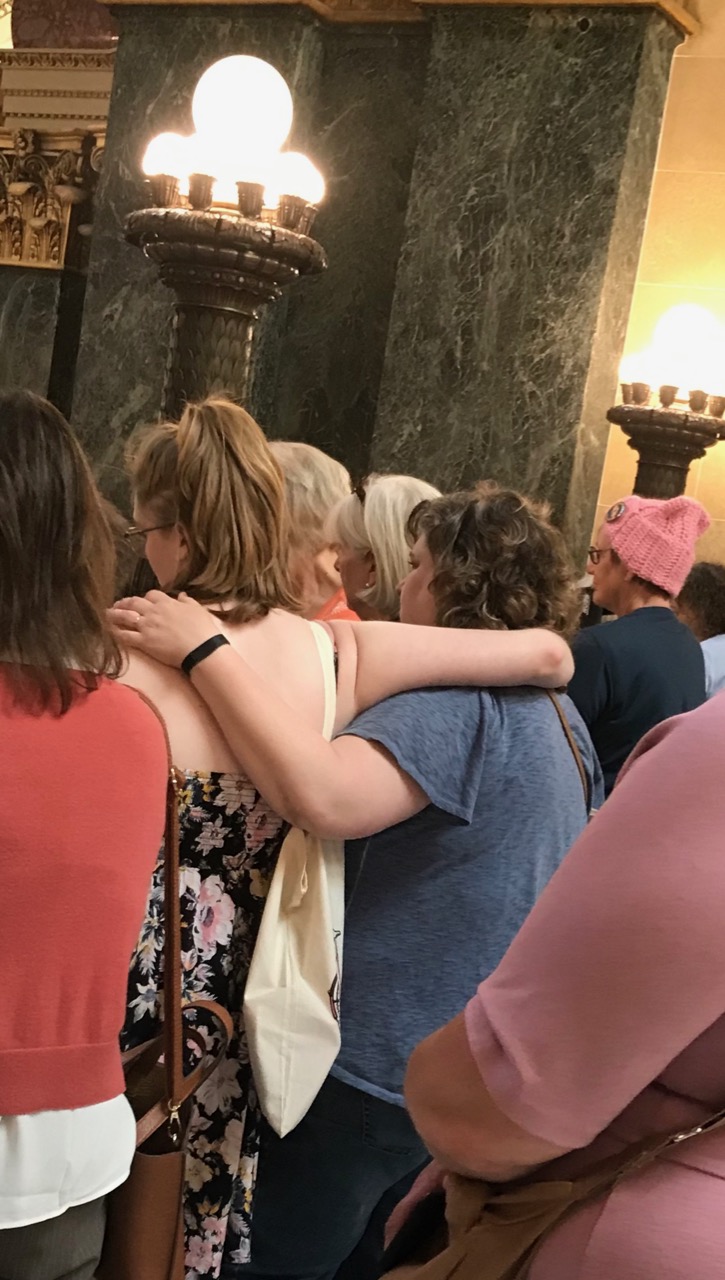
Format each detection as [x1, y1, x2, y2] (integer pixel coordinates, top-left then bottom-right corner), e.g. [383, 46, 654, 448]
[124, 770, 288, 1278]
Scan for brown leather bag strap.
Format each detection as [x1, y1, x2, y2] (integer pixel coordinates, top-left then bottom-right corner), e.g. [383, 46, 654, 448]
[133, 1001, 234, 1146]
[545, 691, 591, 813]
[126, 688, 185, 1118]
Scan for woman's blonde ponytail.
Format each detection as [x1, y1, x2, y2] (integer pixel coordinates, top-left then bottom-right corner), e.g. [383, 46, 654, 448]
[129, 397, 299, 621]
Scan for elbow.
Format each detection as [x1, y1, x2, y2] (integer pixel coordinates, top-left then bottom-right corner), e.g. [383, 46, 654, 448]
[535, 634, 574, 688]
[281, 792, 350, 841]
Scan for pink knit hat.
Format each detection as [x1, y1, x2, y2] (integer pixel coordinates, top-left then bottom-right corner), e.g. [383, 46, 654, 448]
[603, 495, 710, 596]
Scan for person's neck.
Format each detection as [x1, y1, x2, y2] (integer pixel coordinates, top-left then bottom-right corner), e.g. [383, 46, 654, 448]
[616, 585, 672, 617]
[297, 549, 344, 622]
[355, 601, 389, 622]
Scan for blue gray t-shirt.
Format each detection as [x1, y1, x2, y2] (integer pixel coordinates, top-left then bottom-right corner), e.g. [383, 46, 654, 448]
[331, 685, 603, 1106]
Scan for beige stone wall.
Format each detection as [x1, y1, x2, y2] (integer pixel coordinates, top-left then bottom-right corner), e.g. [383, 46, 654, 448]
[594, 0, 725, 560]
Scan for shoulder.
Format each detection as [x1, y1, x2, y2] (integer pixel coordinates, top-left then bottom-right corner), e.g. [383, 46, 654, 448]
[620, 694, 725, 787]
[98, 676, 168, 748]
[350, 685, 485, 731]
[572, 619, 620, 654]
[344, 687, 488, 770]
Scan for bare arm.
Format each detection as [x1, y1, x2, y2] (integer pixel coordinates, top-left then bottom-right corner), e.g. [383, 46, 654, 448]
[109, 592, 571, 834]
[174, 641, 429, 836]
[109, 592, 573, 727]
[335, 619, 573, 721]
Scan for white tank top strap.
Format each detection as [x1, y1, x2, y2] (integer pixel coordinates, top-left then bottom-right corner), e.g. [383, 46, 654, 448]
[308, 622, 337, 741]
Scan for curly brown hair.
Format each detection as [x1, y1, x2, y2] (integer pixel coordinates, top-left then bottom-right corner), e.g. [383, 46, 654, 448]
[677, 562, 725, 640]
[408, 482, 580, 638]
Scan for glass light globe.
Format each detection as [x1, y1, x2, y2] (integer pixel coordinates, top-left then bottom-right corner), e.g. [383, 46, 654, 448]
[618, 351, 651, 385]
[265, 151, 325, 207]
[192, 56, 293, 154]
[141, 132, 190, 180]
[651, 304, 725, 396]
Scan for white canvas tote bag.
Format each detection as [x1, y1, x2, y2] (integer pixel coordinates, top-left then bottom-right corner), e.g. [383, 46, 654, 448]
[243, 622, 344, 1137]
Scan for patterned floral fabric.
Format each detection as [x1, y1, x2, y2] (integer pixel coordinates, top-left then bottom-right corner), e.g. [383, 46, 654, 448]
[124, 770, 288, 1278]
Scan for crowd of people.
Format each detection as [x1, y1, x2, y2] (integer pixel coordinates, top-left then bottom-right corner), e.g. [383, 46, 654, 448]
[1, 387, 724, 1280]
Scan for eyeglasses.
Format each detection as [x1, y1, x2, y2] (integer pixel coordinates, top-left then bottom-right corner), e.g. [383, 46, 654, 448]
[588, 546, 612, 566]
[124, 522, 174, 543]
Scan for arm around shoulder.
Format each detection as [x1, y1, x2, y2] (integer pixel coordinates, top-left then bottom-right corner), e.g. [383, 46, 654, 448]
[334, 622, 574, 720]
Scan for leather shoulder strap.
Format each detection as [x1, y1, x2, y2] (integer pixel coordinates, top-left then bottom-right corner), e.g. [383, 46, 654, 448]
[123, 686, 184, 1112]
[545, 691, 591, 814]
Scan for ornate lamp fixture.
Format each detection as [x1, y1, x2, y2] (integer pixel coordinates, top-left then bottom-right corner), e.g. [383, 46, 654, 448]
[125, 55, 327, 418]
[608, 304, 725, 499]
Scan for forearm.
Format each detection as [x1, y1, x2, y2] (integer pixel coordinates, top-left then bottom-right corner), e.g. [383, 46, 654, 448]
[341, 623, 573, 717]
[189, 645, 347, 830]
[186, 645, 425, 837]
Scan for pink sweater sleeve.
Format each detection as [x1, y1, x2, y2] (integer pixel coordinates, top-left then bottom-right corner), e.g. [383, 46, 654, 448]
[465, 695, 725, 1150]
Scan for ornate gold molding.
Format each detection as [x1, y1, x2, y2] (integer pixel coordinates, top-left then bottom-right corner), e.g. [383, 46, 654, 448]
[0, 48, 115, 131]
[0, 50, 115, 69]
[0, 127, 103, 269]
[104, 0, 698, 36]
[0, 49, 112, 268]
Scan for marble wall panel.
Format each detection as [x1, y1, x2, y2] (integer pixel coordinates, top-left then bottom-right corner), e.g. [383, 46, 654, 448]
[258, 26, 429, 483]
[371, 8, 679, 527]
[0, 267, 61, 397]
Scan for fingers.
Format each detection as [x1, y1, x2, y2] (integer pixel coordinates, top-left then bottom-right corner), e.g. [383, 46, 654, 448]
[114, 595, 149, 613]
[107, 606, 142, 631]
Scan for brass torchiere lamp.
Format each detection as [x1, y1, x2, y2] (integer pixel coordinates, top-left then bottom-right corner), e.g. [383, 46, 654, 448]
[125, 57, 327, 418]
[607, 304, 725, 500]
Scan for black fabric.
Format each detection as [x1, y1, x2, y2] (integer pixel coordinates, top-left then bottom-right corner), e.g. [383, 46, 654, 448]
[568, 607, 706, 796]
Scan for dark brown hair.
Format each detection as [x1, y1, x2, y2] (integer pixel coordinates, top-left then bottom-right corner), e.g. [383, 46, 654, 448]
[126, 397, 298, 622]
[678, 561, 725, 640]
[408, 482, 580, 638]
[0, 390, 121, 712]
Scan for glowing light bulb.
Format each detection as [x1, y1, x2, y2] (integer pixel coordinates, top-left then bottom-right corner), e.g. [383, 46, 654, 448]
[141, 132, 190, 180]
[192, 56, 293, 155]
[619, 350, 650, 386]
[265, 152, 325, 208]
[650, 304, 725, 397]
[212, 178, 240, 208]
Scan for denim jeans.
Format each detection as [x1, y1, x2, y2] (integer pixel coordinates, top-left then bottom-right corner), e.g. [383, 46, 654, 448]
[223, 1075, 428, 1280]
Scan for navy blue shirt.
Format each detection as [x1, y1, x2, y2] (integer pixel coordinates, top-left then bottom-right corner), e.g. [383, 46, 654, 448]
[568, 607, 706, 797]
[331, 686, 602, 1105]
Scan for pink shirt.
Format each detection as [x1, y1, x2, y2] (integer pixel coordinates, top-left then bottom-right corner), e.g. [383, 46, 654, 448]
[465, 693, 725, 1277]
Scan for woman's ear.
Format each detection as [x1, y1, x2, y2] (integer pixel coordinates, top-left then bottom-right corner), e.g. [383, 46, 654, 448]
[176, 524, 191, 574]
[364, 551, 376, 589]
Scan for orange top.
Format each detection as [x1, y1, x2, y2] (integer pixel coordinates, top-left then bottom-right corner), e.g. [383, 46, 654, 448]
[0, 672, 167, 1115]
[314, 587, 360, 623]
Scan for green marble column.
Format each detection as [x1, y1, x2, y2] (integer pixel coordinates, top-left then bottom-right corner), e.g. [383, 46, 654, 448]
[371, 6, 679, 557]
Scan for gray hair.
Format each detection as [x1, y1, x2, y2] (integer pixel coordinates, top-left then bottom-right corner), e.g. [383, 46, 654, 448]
[329, 472, 441, 620]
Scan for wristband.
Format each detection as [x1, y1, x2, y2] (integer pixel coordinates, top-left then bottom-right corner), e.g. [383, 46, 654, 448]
[181, 634, 230, 677]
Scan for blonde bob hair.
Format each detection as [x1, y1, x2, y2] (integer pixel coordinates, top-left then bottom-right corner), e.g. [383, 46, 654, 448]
[330, 472, 440, 620]
[270, 441, 351, 557]
[127, 397, 298, 623]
